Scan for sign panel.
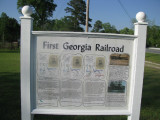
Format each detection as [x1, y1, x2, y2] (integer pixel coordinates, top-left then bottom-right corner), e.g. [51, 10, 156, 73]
[20, 11, 147, 120]
[35, 35, 133, 110]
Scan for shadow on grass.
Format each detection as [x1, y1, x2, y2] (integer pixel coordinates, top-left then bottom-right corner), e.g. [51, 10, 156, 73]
[34, 115, 127, 120]
[0, 49, 20, 53]
[0, 72, 21, 120]
[142, 67, 160, 108]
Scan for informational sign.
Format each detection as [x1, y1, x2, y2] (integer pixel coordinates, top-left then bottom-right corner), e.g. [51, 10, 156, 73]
[20, 8, 148, 120]
[35, 36, 133, 109]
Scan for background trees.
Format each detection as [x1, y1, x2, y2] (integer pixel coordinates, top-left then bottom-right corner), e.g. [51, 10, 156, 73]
[91, 20, 118, 33]
[65, 0, 92, 31]
[52, 17, 75, 31]
[0, 12, 20, 49]
[147, 25, 160, 47]
[17, 0, 57, 30]
[0, 0, 160, 49]
[91, 20, 103, 32]
[101, 23, 118, 33]
[119, 27, 134, 35]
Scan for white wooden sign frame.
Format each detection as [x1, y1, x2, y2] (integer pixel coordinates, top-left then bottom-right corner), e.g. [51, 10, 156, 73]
[20, 6, 147, 120]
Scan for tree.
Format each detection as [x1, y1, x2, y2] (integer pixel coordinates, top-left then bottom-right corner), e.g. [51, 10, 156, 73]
[52, 17, 80, 31]
[147, 25, 160, 47]
[101, 22, 118, 33]
[65, 0, 92, 31]
[131, 17, 160, 48]
[17, 0, 57, 30]
[91, 20, 103, 32]
[119, 27, 134, 35]
[0, 12, 9, 43]
[0, 12, 20, 44]
[7, 18, 20, 43]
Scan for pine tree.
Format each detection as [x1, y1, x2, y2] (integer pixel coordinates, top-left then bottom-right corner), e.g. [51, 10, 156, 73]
[65, 0, 92, 31]
[91, 20, 103, 32]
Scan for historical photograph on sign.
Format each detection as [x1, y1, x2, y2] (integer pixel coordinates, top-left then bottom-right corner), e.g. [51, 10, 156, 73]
[96, 57, 105, 69]
[72, 56, 82, 69]
[108, 80, 126, 93]
[48, 54, 59, 68]
[110, 53, 129, 66]
[106, 80, 127, 107]
[37, 53, 60, 78]
[84, 55, 106, 80]
[61, 54, 83, 79]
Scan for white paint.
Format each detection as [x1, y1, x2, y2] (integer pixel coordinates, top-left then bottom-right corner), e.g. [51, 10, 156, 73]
[32, 109, 131, 115]
[22, 5, 33, 17]
[20, 6, 34, 120]
[128, 21, 148, 120]
[136, 12, 146, 23]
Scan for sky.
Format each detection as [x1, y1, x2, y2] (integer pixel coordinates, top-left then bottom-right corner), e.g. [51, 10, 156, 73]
[0, 0, 160, 30]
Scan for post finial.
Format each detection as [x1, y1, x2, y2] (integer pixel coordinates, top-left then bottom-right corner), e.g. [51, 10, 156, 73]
[22, 5, 33, 17]
[136, 12, 146, 23]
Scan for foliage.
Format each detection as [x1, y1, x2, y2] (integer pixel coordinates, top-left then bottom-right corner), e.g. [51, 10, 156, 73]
[91, 21, 118, 33]
[119, 27, 134, 35]
[101, 22, 118, 33]
[65, 0, 92, 31]
[52, 17, 80, 31]
[0, 12, 20, 44]
[17, 0, 57, 30]
[132, 17, 160, 48]
[91, 20, 103, 32]
[146, 25, 160, 47]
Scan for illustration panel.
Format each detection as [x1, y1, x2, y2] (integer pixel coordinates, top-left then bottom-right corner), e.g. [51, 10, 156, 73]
[84, 55, 106, 80]
[110, 53, 129, 66]
[108, 81, 126, 93]
[48, 54, 59, 68]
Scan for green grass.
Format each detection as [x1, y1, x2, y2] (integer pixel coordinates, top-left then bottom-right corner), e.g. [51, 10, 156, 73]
[145, 53, 160, 64]
[0, 50, 160, 120]
[0, 49, 21, 120]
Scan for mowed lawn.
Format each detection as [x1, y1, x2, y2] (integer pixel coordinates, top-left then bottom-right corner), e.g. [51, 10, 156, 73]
[0, 49, 160, 120]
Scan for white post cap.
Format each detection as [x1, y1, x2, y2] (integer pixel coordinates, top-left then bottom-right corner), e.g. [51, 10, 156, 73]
[22, 5, 33, 17]
[136, 12, 146, 23]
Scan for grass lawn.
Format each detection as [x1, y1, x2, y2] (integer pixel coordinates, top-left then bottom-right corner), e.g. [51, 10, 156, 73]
[0, 50, 160, 120]
[145, 53, 160, 64]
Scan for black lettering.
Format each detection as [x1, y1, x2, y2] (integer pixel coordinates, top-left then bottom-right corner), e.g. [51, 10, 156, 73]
[111, 47, 115, 52]
[63, 42, 68, 50]
[120, 45, 124, 52]
[96, 44, 100, 51]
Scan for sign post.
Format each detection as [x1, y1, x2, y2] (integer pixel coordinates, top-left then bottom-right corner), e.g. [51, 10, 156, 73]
[20, 6, 147, 120]
[20, 6, 33, 120]
[128, 12, 148, 120]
